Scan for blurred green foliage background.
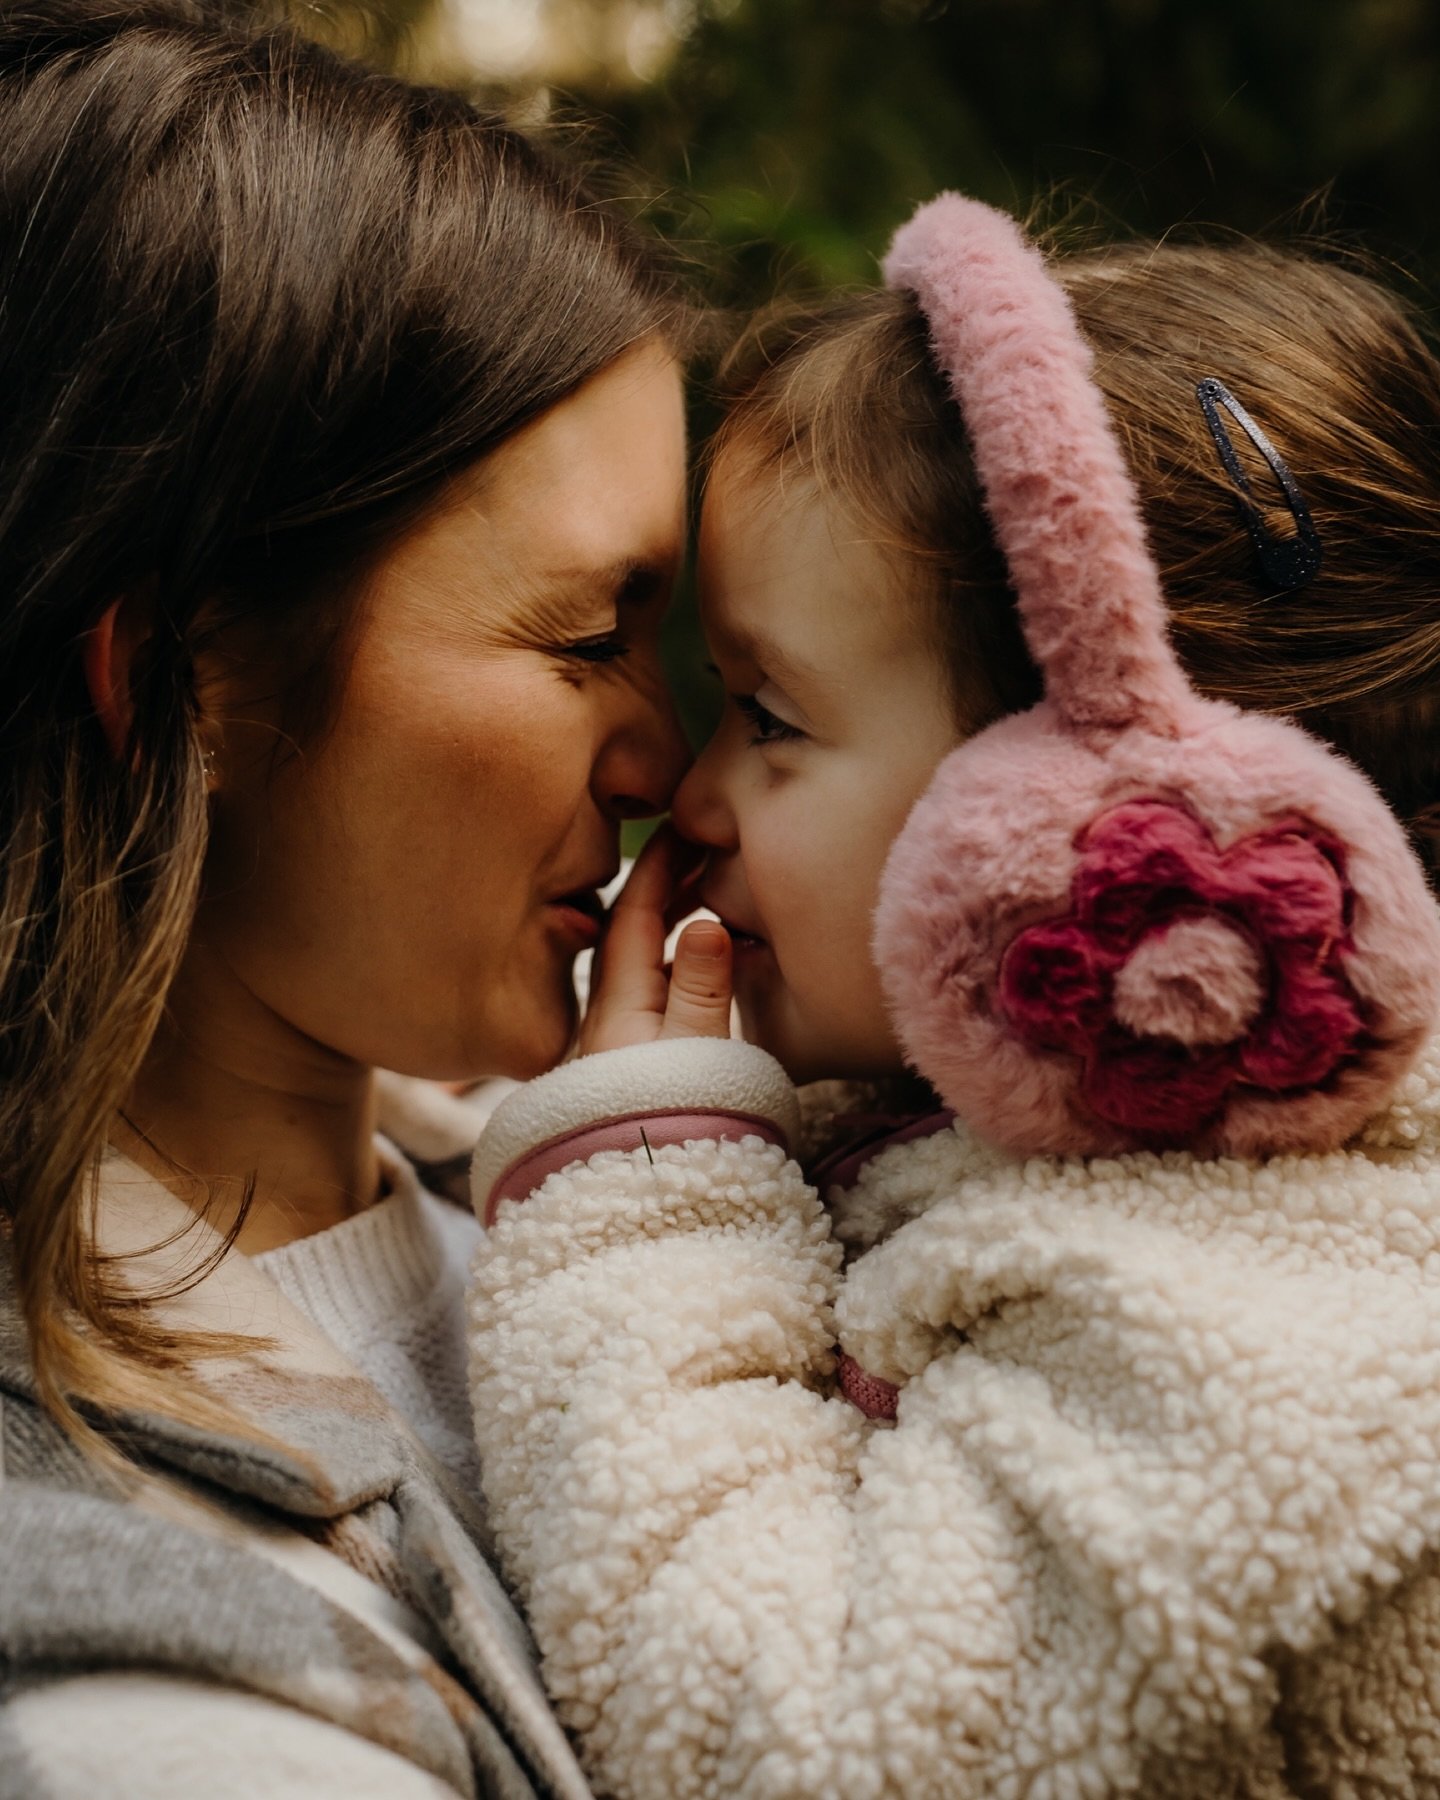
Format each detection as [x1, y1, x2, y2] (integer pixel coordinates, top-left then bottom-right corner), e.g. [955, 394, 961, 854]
[611, 0, 1440, 308]
[281, 0, 1440, 767]
[302, 0, 1440, 299]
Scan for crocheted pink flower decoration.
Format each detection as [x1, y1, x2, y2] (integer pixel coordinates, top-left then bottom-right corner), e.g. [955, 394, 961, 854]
[997, 800, 1366, 1141]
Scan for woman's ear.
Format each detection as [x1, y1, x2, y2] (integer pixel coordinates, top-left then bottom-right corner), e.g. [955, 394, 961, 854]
[83, 593, 154, 762]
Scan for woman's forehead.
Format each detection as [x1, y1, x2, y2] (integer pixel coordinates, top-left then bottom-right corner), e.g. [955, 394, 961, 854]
[370, 346, 687, 631]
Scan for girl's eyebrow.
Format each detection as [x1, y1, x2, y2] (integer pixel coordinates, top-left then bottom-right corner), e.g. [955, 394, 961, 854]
[710, 623, 817, 696]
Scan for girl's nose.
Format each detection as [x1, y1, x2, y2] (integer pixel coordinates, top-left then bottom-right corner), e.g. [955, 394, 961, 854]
[670, 733, 737, 850]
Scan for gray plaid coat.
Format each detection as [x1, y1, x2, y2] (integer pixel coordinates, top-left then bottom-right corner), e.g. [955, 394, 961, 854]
[0, 1155, 592, 1800]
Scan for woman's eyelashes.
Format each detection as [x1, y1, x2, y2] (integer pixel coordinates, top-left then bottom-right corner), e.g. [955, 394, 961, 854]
[734, 692, 804, 746]
[551, 565, 672, 666]
[555, 631, 630, 665]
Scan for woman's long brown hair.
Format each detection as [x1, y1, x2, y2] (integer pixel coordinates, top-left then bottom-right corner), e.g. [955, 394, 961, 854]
[0, 0, 690, 1458]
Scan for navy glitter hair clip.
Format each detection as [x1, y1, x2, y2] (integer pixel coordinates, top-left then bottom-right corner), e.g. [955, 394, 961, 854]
[1197, 376, 1324, 593]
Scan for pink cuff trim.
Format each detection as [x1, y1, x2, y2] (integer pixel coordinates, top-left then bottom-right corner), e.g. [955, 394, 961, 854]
[484, 1108, 787, 1226]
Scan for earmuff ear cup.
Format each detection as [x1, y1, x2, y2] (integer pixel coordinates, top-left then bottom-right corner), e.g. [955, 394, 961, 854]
[875, 190, 1440, 1156]
[874, 697, 1440, 1158]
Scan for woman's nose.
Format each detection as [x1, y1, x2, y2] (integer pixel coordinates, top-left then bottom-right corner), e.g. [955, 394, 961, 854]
[595, 682, 692, 822]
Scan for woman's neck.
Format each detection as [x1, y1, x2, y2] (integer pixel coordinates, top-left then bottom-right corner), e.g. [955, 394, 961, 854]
[119, 936, 384, 1256]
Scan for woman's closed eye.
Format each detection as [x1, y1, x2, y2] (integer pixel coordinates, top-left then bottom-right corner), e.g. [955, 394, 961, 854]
[734, 692, 804, 746]
[548, 563, 673, 669]
[555, 631, 630, 665]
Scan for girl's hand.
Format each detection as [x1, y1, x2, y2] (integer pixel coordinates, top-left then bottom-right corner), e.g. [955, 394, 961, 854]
[577, 826, 733, 1055]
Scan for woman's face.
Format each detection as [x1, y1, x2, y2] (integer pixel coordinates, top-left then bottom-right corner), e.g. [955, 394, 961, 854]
[202, 342, 689, 1082]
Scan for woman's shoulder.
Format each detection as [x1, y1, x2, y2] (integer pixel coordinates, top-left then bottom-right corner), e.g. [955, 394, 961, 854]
[1, 1672, 462, 1800]
[0, 1333, 426, 1775]
[0, 1233, 582, 1800]
[1, 1145, 593, 1800]
[0, 1447, 479, 1800]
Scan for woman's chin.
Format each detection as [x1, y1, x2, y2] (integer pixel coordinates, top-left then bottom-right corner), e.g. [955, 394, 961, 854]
[475, 986, 577, 1082]
[502, 1019, 577, 1081]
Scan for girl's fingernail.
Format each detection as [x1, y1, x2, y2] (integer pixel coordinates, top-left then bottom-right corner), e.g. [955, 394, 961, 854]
[686, 922, 729, 958]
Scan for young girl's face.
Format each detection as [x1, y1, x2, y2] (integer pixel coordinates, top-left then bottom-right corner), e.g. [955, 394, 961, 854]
[672, 455, 960, 1083]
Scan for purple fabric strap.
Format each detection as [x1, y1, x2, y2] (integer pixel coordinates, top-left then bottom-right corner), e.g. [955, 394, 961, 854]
[836, 1351, 900, 1422]
[809, 1108, 956, 1197]
[811, 1108, 955, 1423]
[484, 1107, 787, 1226]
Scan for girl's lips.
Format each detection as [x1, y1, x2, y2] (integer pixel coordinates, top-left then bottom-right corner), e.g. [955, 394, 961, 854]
[700, 892, 768, 952]
[727, 930, 770, 970]
[714, 914, 768, 953]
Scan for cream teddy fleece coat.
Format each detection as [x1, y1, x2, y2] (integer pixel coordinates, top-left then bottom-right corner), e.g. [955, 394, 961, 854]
[466, 1036, 1440, 1800]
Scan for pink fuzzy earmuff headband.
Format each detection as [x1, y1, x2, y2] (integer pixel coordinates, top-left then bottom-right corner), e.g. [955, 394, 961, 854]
[873, 194, 1440, 1157]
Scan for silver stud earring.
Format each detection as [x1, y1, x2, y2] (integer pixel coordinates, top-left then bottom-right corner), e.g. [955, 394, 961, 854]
[202, 748, 218, 782]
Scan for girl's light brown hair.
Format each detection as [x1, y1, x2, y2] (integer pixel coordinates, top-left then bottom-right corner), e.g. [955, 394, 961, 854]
[712, 237, 1440, 879]
[0, 0, 691, 1461]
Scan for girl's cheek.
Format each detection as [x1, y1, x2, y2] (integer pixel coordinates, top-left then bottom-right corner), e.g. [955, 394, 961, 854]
[749, 819, 810, 914]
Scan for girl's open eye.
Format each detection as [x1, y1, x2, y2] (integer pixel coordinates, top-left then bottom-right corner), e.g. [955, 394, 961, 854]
[557, 632, 630, 665]
[734, 692, 804, 746]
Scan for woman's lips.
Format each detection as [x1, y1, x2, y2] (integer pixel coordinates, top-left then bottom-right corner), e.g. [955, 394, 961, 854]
[544, 886, 607, 948]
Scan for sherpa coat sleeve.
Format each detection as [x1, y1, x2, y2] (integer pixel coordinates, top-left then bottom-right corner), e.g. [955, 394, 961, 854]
[466, 1037, 1440, 1800]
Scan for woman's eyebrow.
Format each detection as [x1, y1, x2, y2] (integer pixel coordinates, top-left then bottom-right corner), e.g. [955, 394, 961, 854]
[541, 555, 674, 607]
[511, 557, 672, 637]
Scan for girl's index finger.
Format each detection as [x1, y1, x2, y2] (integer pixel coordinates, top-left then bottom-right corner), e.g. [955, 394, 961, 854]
[577, 827, 712, 1056]
[610, 824, 703, 921]
[659, 920, 733, 1040]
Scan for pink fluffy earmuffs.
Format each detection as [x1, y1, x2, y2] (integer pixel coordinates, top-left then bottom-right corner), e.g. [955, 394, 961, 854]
[872, 194, 1440, 1158]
